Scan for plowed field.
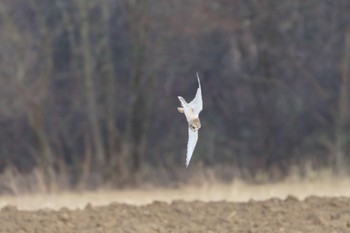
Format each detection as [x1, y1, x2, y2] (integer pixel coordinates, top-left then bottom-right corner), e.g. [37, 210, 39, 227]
[1, 196, 350, 233]
[1, 178, 350, 233]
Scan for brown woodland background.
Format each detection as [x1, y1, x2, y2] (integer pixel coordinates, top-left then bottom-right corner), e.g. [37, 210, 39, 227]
[0, 0, 350, 192]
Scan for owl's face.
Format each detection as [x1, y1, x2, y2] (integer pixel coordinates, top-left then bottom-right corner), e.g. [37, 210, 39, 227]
[189, 118, 201, 132]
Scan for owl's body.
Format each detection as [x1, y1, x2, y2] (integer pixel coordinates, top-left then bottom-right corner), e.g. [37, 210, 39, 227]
[177, 73, 203, 167]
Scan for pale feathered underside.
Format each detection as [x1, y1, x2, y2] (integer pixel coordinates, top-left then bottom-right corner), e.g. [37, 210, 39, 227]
[188, 72, 203, 117]
[177, 96, 192, 123]
[186, 127, 198, 167]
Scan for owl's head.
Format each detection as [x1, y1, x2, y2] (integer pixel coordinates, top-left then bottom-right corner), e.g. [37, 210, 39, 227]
[189, 118, 201, 132]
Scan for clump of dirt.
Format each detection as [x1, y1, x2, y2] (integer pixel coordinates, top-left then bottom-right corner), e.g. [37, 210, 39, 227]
[1, 196, 350, 233]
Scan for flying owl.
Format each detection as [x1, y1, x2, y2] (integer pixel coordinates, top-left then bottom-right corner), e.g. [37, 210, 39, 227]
[177, 73, 203, 167]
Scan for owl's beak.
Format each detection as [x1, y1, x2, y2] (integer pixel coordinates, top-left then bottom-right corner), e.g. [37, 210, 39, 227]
[190, 125, 197, 132]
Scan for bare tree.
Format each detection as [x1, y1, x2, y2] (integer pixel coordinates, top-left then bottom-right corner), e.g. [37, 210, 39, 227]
[334, 28, 350, 172]
[99, 0, 120, 178]
[76, 0, 106, 169]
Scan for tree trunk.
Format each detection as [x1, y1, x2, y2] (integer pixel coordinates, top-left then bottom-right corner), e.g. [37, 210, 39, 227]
[77, 0, 106, 168]
[100, 0, 119, 175]
[334, 28, 350, 172]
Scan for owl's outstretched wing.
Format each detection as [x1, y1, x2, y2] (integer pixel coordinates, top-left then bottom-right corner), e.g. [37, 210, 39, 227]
[186, 127, 198, 167]
[189, 73, 203, 117]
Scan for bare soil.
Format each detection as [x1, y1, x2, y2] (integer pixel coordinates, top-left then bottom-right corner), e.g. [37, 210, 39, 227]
[1, 196, 350, 233]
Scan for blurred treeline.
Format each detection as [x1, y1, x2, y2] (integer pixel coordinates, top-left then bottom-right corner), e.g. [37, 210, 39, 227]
[0, 0, 350, 191]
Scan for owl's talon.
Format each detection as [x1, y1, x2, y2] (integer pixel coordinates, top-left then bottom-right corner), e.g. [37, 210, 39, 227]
[177, 107, 184, 113]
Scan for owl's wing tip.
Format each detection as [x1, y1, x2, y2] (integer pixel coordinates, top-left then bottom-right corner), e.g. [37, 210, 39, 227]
[178, 96, 185, 102]
[196, 72, 201, 84]
[185, 156, 190, 167]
